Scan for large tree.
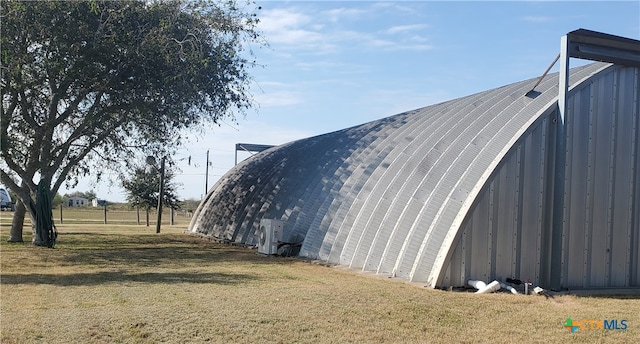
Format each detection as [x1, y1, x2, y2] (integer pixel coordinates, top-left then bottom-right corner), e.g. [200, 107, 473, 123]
[0, 0, 262, 245]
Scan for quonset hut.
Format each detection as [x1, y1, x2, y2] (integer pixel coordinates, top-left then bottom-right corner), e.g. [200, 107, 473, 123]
[189, 30, 640, 291]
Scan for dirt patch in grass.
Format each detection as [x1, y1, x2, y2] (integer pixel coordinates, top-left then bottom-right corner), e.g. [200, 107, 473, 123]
[1, 224, 639, 343]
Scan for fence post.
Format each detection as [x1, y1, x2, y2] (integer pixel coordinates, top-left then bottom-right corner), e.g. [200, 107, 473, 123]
[103, 204, 107, 224]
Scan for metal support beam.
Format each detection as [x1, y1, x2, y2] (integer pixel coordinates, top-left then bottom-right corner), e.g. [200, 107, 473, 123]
[549, 35, 570, 290]
[558, 35, 570, 125]
[526, 53, 560, 97]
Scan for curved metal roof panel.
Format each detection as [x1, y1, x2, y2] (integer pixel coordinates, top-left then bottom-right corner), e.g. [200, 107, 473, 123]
[188, 62, 611, 285]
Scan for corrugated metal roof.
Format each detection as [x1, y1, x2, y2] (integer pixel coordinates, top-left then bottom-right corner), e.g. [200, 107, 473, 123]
[189, 62, 613, 286]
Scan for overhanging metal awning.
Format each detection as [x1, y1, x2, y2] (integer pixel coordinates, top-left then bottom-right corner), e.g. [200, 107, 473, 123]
[235, 143, 275, 165]
[566, 29, 640, 67]
[526, 29, 639, 97]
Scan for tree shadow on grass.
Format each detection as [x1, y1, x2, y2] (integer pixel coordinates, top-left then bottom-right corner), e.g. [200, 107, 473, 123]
[1, 231, 298, 287]
[57, 232, 228, 248]
[56, 232, 294, 268]
[61, 246, 267, 267]
[0, 270, 257, 286]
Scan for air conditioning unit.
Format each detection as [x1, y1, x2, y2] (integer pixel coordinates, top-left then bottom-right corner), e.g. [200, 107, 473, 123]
[257, 219, 284, 255]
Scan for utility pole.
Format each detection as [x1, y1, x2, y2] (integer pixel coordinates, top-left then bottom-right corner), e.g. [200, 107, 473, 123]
[205, 149, 209, 195]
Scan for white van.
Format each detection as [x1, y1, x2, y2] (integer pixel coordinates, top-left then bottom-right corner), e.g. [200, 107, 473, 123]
[0, 185, 14, 211]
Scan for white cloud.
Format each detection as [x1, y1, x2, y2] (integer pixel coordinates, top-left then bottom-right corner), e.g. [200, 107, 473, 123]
[408, 35, 429, 43]
[257, 4, 434, 55]
[258, 7, 337, 53]
[359, 34, 432, 52]
[370, 2, 418, 14]
[259, 8, 319, 44]
[259, 8, 311, 32]
[379, 23, 432, 51]
[323, 7, 366, 22]
[385, 24, 429, 35]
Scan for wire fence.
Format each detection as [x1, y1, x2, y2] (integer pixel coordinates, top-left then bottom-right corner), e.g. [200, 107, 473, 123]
[49, 206, 194, 226]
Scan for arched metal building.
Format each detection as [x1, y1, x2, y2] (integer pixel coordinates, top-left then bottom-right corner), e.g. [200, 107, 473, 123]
[189, 31, 639, 290]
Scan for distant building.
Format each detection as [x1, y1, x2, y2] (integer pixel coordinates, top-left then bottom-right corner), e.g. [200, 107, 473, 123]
[92, 199, 107, 207]
[67, 196, 88, 207]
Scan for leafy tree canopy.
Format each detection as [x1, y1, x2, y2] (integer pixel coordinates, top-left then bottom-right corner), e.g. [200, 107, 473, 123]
[122, 164, 181, 211]
[0, 0, 262, 243]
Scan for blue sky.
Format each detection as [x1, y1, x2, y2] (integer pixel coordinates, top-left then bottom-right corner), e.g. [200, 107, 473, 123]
[66, 1, 640, 203]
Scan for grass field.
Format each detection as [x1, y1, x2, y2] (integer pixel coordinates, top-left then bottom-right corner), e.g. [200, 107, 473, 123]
[1, 210, 639, 343]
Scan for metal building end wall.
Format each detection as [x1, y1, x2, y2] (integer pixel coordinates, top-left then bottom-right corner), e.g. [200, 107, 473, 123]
[441, 64, 640, 290]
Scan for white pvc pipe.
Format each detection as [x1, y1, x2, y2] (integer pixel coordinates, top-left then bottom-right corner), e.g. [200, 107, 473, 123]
[475, 280, 501, 294]
[499, 282, 518, 294]
[467, 280, 487, 290]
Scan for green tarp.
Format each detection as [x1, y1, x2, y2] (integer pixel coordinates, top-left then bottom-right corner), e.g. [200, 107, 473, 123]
[34, 182, 57, 248]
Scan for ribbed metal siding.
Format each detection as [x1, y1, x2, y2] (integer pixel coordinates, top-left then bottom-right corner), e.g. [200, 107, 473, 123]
[441, 65, 639, 289]
[440, 116, 554, 287]
[562, 66, 639, 288]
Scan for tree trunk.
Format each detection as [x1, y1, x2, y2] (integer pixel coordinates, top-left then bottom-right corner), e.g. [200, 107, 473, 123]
[32, 182, 56, 248]
[7, 200, 25, 242]
[145, 208, 150, 226]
